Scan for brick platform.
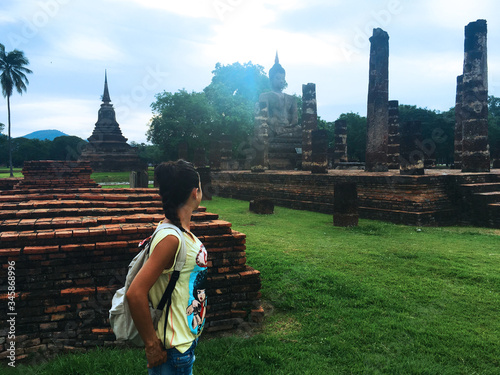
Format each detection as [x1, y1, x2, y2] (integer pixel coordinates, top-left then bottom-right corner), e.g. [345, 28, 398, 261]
[15, 160, 99, 189]
[211, 169, 500, 227]
[0, 188, 262, 362]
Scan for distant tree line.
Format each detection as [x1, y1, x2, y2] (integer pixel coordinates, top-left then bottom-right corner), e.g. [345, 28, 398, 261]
[2, 60, 500, 168]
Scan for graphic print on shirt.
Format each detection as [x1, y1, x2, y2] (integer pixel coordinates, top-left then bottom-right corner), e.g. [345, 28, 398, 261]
[186, 243, 208, 335]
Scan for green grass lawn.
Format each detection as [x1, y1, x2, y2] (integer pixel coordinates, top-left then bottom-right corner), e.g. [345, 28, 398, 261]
[3, 197, 499, 374]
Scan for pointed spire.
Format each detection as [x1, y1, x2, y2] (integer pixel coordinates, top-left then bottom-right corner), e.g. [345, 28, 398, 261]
[275, 51, 279, 65]
[102, 70, 111, 103]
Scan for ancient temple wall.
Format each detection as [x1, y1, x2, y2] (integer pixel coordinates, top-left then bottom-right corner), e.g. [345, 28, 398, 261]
[211, 170, 498, 226]
[0, 188, 262, 361]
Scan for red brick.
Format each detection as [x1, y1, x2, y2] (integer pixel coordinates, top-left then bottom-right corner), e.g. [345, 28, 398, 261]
[0, 248, 21, 256]
[23, 246, 59, 254]
[73, 229, 90, 237]
[0, 232, 19, 241]
[60, 287, 94, 296]
[239, 269, 260, 278]
[45, 305, 71, 313]
[36, 231, 56, 240]
[55, 230, 73, 238]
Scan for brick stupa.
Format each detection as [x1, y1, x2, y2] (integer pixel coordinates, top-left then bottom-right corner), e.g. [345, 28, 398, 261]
[79, 72, 146, 172]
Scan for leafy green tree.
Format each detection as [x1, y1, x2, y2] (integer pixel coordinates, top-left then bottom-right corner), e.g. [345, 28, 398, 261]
[0, 133, 7, 166]
[337, 112, 367, 162]
[0, 122, 4, 133]
[203, 62, 270, 156]
[148, 62, 271, 161]
[147, 90, 219, 161]
[0, 43, 32, 176]
[50, 136, 88, 161]
[11, 138, 50, 167]
[129, 142, 164, 166]
[488, 96, 500, 160]
[398, 105, 454, 165]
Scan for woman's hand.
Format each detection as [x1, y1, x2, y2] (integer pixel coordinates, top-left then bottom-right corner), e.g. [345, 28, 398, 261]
[145, 338, 168, 369]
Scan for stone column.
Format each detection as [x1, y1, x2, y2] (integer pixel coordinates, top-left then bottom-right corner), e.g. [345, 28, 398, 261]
[251, 102, 269, 172]
[209, 140, 221, 171]
[387, 100, 400, 169]
[365, 28, 389, 172]
[311, 129, 328, 173]
[333, 183, 358, 227]
[461, 19, 490, 172]
[333, 119, 348, 166]
[194, 148, 207, 168]
[129, 170, 149, 188]
[301, 83, 318, 171]
[220, 135, 233, 170]
[400, 121, 424, 175]
[454, 75, 464, 169]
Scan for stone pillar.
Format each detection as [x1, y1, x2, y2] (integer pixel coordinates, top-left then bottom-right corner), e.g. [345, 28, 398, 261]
[209, 140, 221, 171]
[194, 148, 207, 168]
[400, 121, 424, 175]
[333, 183, 358, 227]
[387, 100, 400, 169]
[251, 102, 269, 172]
[301, 83, 317, 171]
[454, 75, 464, 169]
[461, 19, 490, 172]
[365, 28, 389, 172]
[311, 129, 328, 173]
[333, 119, 348, 166]
[129, 170, 149, 188]
[220, 135, 233, 170]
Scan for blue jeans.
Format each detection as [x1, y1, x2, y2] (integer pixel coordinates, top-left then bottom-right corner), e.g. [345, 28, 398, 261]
[148, 340, 197, 375]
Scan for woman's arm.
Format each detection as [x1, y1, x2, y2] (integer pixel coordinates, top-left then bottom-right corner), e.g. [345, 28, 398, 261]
[126, 234, 179, 368]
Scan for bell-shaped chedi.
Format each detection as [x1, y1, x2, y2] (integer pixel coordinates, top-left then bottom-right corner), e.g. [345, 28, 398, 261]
[79, 72, 146, 172]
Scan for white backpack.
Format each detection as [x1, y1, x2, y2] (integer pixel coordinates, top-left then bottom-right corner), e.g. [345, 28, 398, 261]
[109, 222, 187, 346]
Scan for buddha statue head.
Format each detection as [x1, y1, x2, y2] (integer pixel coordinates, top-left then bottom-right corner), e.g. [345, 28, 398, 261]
[269, 52, 287, 93]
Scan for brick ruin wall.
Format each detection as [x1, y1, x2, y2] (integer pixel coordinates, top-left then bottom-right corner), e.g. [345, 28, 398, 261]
[210, 170, 499, 226]
[0, 187, 262, 362]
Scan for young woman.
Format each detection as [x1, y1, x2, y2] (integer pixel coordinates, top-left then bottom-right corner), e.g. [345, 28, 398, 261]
[126, 160, 208, 374]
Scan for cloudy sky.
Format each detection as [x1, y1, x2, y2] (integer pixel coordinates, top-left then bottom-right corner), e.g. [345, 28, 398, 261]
[1, 0, 499, 144]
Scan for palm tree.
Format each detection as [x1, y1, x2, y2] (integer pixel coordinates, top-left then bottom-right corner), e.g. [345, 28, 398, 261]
[0, 43, 33, 177]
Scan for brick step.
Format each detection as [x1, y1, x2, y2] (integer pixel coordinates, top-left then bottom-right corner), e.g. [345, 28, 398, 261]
[0, 217, 234, 248]
[0, 199, 161, 211]
[0, 206, 165, 220]
[0, 213, 165, 231]
[472, 191, 500, 204]
[0, 211, 219, 231]
[0, 187, 157, 197]
[460, 182, 500, 193]
[452, 174, 498, 184]
[0, 191, 161, 203]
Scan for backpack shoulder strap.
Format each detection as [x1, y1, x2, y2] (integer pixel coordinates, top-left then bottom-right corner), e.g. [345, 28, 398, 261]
[152, 223, 187, 313]
[152, 222, 187, 271]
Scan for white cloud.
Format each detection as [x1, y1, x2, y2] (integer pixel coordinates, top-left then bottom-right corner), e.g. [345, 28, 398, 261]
[117, 0, 216, 18]
[55, 34, 126, 62]
[422, 0, 495, 29]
